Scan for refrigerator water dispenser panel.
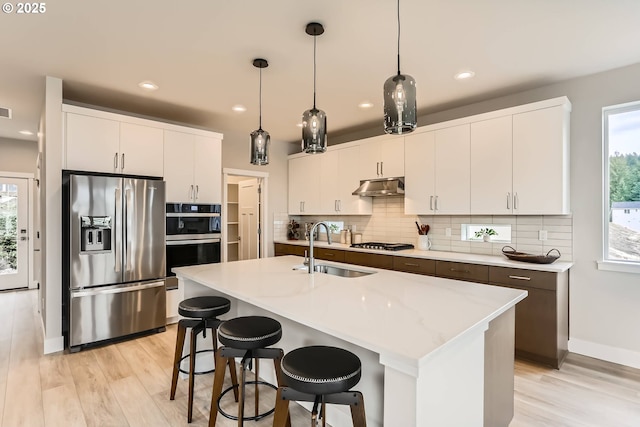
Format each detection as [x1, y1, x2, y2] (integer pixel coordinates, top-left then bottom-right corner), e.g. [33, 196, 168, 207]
[80, 216, 112, 252]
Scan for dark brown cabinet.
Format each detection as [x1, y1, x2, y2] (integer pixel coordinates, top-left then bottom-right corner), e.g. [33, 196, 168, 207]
[392, 256, 435, 276]
[489, 266, 568, 368]
[435, 261, 489, 283]
[273, 242, 569, 368]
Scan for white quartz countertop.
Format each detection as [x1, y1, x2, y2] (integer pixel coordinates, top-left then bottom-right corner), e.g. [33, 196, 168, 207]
[174, 256, 527, 372]
[275, 239, 573, 273]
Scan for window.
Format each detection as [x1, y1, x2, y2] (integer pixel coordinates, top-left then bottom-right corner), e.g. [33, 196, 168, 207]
[603, 102, 640, 266]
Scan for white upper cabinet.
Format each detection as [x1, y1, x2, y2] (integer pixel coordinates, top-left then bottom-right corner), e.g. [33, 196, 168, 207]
[65, 113, 120, 174]
[320, 146, 372, 215]
[64, 109, 163, 176]
[470, 116, 513, 214]
[288, 155, 321, 214]
[360, 136, 405, 179]
[404, 125, 470, 215]
[405, 131, 435, 214]
[164, 130, 222, 204]
[434, 124, 471, 214]
[119, 123, 164, 177]
[513, 105, 570, 214]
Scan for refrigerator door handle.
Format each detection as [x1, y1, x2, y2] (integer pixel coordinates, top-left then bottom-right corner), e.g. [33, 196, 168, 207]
[124, 187, 132, 272]
[72, 280, 165, 298]
[114, 187, 122, 273]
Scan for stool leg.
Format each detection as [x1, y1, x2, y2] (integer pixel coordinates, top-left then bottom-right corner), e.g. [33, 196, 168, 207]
[188, 326, 199, 423]
[209, 351, 229, 427]
[170, 321, 187, 400]
[228, 357, 239, 402]
[349, 391, 367, 427]
[237, 357, 249, 427]
[254, 358, 259, 418]
[321, 398, 326, 427]
[272, 387, 291, 427]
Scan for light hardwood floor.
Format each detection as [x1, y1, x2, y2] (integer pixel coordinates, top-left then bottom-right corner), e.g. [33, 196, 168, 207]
[2, 289, 639, 426]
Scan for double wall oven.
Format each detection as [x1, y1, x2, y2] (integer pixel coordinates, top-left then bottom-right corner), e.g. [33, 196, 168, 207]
[165, 203, 221, 288]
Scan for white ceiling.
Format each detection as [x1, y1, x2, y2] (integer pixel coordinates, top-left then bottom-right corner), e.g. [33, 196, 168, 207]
[2, 0, 640, 144]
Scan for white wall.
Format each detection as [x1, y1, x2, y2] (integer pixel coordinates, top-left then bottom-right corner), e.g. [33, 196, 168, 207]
[0, 138, 37, 173]
[331, 62, 640, 368]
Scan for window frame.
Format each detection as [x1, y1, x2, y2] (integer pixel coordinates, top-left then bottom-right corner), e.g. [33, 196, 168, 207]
[599, 101, 640, 274]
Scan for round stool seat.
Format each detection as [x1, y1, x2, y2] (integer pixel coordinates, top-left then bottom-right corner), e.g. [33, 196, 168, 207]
[282, 346, 361, 395]
[218, 316, 282, 350]
[178, 296, 231, 319]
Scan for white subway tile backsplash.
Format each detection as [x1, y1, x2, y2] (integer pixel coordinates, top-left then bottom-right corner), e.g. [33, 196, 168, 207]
[282, 198, 572, 260]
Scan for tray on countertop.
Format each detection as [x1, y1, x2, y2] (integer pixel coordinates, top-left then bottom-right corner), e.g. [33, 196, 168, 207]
[501, 246, 561, 264]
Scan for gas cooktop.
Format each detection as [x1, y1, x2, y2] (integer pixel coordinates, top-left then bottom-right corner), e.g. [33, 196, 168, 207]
[350, 242, 415, 251]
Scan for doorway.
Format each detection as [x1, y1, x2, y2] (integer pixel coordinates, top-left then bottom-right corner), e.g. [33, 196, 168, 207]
[223, 169, 268, 262]
[0, 176, 30, 290]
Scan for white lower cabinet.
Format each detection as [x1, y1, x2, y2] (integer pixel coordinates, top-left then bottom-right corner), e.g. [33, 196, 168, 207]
[165, 280, 183, 324]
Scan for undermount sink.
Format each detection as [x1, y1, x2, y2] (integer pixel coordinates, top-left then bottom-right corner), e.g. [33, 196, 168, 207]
[293, 264, 376, 278]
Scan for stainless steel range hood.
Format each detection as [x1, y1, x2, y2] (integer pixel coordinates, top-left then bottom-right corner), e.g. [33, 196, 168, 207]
[352, 177, 405, 197]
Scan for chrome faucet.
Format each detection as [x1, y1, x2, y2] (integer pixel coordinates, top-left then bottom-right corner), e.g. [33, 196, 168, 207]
[308, 221, 332, 273]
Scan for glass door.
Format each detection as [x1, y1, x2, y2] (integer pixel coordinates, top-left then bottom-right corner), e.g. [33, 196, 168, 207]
[0, 177, 28, 290]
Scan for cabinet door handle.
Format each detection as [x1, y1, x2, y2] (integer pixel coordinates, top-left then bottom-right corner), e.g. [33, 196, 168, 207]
[430, 195, 434, 211]
[507, 192, 511, 210]
[508, 275, 531, 281]
[114, 153, 118, 170]
[380, 161, 384, 176]
[435, 195, 439, 211]
[335, 200, 338, 212]
[325, 253, 334, 257]
[338, 200, 342, 211]
[121, 153, 125, 171]
[195, 185, 199, 200]
[376, 162, 380, 177]
[189, 185, 194, 200]
[450, 268, 470, 273]
[404, 262, 419, 267]
[514, 192, 519, 210]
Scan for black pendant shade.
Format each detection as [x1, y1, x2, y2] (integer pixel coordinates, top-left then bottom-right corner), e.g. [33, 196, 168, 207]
[302, 22, 328, 154]
[250, 58, 270, 165]
[383, 0, 417, 135]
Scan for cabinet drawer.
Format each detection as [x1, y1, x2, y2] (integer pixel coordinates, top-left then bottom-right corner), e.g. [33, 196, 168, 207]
[315, 248, 346, 262]
[436, 261, 489, 283]
[274, 243, 307, 257]
[392, 257, 435, 275]
[344, 252, 393, 270]
[489, 267, 556, 291]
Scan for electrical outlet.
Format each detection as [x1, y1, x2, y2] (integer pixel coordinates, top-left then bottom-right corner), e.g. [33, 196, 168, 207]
[445, 227, 451, 237]
[538, 230, 548, 241]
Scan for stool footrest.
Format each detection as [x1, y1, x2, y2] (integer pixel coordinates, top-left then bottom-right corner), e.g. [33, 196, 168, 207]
[280, 387, 363, 406]
[217, 380, 278, 421]
[178, 349, 216, 376]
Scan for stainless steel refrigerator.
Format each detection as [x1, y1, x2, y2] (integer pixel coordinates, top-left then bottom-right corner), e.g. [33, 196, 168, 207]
[63, 172, 166, 350]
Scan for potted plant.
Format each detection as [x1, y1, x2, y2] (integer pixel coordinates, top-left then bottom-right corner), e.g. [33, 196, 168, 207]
[474, 228, 497, 242]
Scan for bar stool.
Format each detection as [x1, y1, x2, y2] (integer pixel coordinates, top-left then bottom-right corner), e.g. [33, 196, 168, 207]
[170, 296, 238, 423]
[209, 316, 284, 427]
[273, 345, 367, 427]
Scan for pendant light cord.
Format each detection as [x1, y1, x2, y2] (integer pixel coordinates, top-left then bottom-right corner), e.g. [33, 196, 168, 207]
[397, 0, 401, 75]
[259, 66, 263, 129]
[313, 34, 317, 109]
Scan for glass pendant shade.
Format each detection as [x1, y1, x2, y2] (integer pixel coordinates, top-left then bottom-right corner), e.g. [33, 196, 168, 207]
[302, 22, 327, 154]
[250, 128, 270, 165]
[383, 72, 417, 134]
[250, 58, 270, 165]
[301, 107, 327, 153]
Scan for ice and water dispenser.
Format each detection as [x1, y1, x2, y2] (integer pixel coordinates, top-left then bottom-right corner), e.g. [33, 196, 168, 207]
[80, 216, 112, 252]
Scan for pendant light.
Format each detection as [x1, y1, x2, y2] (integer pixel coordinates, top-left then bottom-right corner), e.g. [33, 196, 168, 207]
[250, 58, 270, 165]
[301, 22, 327, 154]
[383, 0, 417, 135]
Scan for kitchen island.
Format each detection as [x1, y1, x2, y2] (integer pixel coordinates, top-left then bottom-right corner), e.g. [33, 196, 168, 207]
[174, 256, 527, 427]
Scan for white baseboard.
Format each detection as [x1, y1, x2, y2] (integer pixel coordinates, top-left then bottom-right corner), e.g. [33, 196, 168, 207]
[569, 338, 640, 369]
[44, 336, 64, 354]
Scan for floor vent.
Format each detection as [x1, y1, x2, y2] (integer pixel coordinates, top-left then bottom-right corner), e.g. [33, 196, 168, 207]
[0, 107, 11, 119]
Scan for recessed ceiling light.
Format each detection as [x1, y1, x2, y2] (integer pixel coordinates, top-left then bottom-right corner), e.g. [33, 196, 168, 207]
[232, 105, 247, 113]
[138, 81, 159, 91]
[358, 101, 374, 109]
[454, 71, 475, 80]
[19, 130, 34, 136]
